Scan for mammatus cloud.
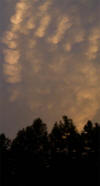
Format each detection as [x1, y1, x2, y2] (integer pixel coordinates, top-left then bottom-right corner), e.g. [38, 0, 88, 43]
[35, 15, 51, 38]
[86, 27, 100, 60]
[1, 0, 100, 136]
[48, 16, 72, 44]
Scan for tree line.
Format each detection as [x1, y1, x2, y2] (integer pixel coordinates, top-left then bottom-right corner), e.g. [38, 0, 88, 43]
[0, 116, 100, 185]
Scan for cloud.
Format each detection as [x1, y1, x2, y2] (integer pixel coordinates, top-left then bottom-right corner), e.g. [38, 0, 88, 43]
[38, 0, 52, 13]
[4, 49, 20, 64]
[86, 26, 100, 59]
[1, 0, 100, 136]
[10, 1, 28, 25]
[3, 63, 21, 83]
[35, 14, 51, 38]
[48, 16, 72, 44]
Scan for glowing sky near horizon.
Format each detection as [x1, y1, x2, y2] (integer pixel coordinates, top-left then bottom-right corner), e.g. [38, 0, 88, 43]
[0, 0, 100, 137]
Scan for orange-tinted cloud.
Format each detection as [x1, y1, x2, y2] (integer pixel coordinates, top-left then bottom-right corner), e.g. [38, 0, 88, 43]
[1, 0, 100, 136]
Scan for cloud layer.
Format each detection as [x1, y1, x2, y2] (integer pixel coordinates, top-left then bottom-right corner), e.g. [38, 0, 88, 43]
[1, 0, 100, 137]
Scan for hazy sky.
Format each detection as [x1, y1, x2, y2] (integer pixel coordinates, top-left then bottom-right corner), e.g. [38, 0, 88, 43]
[0, 0, 100, 137]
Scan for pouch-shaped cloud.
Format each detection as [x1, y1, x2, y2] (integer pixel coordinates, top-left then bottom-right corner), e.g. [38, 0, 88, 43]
[4, 49, 20, 64]
[35, 15, 51, 38]
[48, 16, 72, 44]
[86, 27, 100, 59]
[1, 0, 100, 136]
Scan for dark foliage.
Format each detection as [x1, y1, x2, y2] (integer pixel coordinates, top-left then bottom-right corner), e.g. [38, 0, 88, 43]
[0, 116, 100, 185]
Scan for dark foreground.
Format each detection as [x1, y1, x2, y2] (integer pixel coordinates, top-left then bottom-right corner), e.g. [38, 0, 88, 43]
[0, 116, 100, 185]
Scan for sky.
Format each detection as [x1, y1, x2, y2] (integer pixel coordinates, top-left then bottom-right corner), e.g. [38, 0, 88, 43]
[0, 0, 100, 137]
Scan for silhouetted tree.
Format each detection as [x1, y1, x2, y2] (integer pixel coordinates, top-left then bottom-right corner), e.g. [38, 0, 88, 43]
[50, 116, 79, 156]
[0, 134, 11, 186]
[0, 134, 10, 153]
[80, 121, 100, 185]
[81, 121, 97, 157]
[9, 118, 49, 185]
[11, 118, 48, 153]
